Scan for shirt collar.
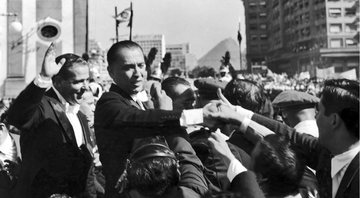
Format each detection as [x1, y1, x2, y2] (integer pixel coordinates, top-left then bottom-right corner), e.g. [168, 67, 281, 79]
[331, 141, 360, 178]
[130, 90, 148, 103]
[52, 86, 80, 114]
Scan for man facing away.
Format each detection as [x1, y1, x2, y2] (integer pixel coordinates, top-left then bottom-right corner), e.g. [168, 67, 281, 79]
[7, 43, 95, 198]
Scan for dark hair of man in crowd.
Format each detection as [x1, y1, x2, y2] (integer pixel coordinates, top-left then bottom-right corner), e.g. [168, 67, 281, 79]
[127, 157, 179, 197]
[252, 134, 305, 197]
[162, 77, 191, 99]
[320, 79, 359, 139]
[223, 79, 265, 113]
[53, 53, 88, 81]
[124, 137, 180, 197]
[107, 40, 144, 69]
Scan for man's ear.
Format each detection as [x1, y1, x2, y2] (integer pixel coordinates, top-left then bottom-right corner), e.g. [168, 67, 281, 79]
[107, 66, 114, 79]
[331, 113, 342, 129]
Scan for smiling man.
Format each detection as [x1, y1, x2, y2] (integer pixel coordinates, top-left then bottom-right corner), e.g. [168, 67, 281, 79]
[7, 43, 95, 198]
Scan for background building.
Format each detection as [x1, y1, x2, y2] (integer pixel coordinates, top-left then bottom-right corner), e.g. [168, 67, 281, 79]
[133, 34, 165, 66]
[166, 43, 197, 74]
[243, 0, 359, 76]
[243, 0, 268, 71]
[0, 0, 88, 97]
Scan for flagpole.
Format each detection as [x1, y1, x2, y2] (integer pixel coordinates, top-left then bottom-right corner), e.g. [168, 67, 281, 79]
[129, 2, 133, 41]
[115, 6, 119, 42]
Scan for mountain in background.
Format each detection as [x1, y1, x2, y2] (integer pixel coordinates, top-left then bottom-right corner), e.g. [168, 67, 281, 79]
[198, 38, 246, 71]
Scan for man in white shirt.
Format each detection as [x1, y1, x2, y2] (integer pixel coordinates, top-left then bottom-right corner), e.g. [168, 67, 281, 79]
[7, 43, 95, 198]
[272, 90, 319, 137]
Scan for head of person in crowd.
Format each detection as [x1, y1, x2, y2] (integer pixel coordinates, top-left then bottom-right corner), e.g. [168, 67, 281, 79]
[194, 78, 228, 108]
[223, 79, 266, 113]
[162, 77, 196, 110]
[116, 136, 180, 197]
[219, 65, 232, 82]
[251, 134, 305, 197]
[79, 91, 96, 128]
[273, 90, 320, 137]
[53, 53, 90, 105]
[316, 79, 359, 153]
[107, 40, 147, 97]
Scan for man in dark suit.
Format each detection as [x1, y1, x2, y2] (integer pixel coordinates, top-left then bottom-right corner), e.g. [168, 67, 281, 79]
[95, 41, 204, 198]
[205, 79, 359, 198]
[7, 43, 95, 198]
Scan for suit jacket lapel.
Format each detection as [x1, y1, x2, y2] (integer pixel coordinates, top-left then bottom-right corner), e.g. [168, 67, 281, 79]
[335, 153, 359, 198]
[109, 84, 143, 110]
[46, 88, 77, 146]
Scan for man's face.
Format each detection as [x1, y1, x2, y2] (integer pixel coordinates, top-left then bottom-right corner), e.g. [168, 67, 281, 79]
[172, 84, 196, 110]
[109, 48, 146, 96]
[316, 97, 332, 147]
[58, 64, 90, 105]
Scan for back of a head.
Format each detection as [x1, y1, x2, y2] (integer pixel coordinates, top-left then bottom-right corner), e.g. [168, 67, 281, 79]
[223, 79, 265, 113]
[321, 79, 359, 139]
[107, 40, 144, 68]
[121, 137, 180, 197]
[162, 77, 191, 100]
[252, 134, 305, 197]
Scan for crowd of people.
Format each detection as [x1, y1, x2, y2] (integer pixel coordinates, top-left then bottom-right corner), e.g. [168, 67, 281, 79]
[0, 40, 358, 198]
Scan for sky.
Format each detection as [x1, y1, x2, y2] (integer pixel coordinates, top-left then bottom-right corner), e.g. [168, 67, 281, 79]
[89, 0, 246, 59]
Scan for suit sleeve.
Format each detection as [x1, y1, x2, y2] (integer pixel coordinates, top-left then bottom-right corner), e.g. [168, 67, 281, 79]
[251, 113, 321, 169]
[166, 135, 208, 196]
[230, 171, 265, 198]
[7, 82, 47, 131]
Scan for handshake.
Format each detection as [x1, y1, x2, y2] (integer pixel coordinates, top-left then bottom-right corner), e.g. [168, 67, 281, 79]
[200, 89, 253, 137]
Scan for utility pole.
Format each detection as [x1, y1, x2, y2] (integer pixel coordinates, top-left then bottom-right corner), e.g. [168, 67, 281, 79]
[115, 6, 119, 42]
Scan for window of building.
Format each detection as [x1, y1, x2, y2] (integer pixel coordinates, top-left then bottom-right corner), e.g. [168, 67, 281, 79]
[345, 8, 356, 17]
[328, 8, 342, 17]
[330, 38, 343, 48]
[259, 12, 267, 18]
[260, 34, 268, 40]
[249, 13, 257, 19]
[345, 23, 356, 32]
[249, 2, 256, 7]
[251, 35, 258, 40]
[250, 24, 258, 30]
[260, 24, 267, 29]
[329, 24, 342, 33]
[259, 1, 266, 8]
[345, 38, 357, 47]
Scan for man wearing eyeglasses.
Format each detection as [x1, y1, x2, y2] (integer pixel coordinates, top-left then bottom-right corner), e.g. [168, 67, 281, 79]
[7, 43, 95, 198]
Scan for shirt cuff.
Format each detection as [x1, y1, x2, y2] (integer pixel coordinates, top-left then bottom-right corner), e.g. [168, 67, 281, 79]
[34, 74, 52, 88]
[227, 158, 247, 183]
[235, 105, 254, 119]
[179, 109, 203, 127]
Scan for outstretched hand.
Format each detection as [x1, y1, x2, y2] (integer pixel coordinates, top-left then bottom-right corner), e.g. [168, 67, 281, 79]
[40, 42, 66, 78]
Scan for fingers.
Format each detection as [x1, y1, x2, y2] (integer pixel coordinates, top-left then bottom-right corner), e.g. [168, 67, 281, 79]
[57, 58, 66, 67]
[217, 88, 231, 105]
[150, 82, 162, 99]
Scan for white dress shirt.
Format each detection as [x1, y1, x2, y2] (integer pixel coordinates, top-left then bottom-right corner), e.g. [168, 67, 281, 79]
[331, 142, 360, 198]
[294, 120, 319, 137]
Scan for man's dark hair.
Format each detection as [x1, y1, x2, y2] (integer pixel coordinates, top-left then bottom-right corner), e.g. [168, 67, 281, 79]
[121, 137, 180, 197]
[223, 79, 265, 113]
[162, 77, 191, 99]
[54, 53, 88, 80]
[321, 79, 359, 139]
[107, 40, 144, 68]
[253, 134, 305, 197]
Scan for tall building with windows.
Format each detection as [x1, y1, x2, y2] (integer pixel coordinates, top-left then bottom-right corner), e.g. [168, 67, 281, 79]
[133, 34, 165, 66]
[243, 0, 268, 71]
[243, 0, 359, 76]
[166, 43, 197, 73]
[0, 0, 88, 97]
